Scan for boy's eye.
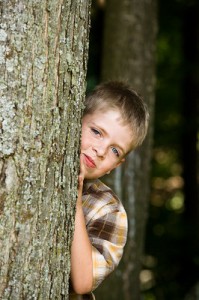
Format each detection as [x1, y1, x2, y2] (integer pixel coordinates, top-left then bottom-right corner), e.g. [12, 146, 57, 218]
[111, 147, 119, 157]
[91, 128, 101, 136]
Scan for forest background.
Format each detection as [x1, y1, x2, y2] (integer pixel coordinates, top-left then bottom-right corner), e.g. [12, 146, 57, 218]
[87, 1, 198, 300]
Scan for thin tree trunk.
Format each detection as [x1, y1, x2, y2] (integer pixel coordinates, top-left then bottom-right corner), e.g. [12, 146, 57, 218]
[0, 1, 91, 298]
[95, 0, 157, 299]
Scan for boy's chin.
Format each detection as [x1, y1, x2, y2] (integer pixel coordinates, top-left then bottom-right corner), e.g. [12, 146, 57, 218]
[84, 173, 104, 180]
[84, 168, 112, 180]
[85, 175, 100, 180]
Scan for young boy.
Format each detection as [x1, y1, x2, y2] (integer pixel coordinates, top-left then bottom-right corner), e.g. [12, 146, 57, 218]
[70, 81, 149, 299]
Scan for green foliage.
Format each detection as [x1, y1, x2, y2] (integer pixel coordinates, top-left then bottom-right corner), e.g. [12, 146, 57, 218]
[144, 0, 199, 299]
[87, 1, 199, 299]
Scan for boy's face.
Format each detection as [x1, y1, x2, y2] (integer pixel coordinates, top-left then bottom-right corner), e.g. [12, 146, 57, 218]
[81, 109, 133, 180]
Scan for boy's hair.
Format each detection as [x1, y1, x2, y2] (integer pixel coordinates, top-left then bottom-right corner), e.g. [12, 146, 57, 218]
[84, 81, 149, 149]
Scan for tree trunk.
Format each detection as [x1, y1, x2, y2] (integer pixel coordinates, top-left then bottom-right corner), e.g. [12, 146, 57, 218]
[0, 1, 91, 298]
[95, 0, 157, 299]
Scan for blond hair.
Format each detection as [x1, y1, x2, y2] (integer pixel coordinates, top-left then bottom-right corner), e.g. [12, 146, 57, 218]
[84, 81, 149, 149]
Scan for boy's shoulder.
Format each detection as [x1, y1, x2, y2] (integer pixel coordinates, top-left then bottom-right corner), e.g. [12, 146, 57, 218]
[82, 179, 127, 222]
[83, 178, 118, 201]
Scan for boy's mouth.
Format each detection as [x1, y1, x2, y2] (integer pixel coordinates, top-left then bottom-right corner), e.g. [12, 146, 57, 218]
[83, 154, 96, 168]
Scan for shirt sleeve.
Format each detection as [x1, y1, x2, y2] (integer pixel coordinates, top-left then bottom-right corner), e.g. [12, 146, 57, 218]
[87, 209, 128, 290]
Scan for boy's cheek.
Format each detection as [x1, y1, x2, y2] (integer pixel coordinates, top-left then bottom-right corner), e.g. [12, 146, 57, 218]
[80, 138, 88, 152]
[79, 154, 86, 176]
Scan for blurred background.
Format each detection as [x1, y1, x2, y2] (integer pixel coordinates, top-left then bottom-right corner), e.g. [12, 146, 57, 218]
[86, 0, 199, 299]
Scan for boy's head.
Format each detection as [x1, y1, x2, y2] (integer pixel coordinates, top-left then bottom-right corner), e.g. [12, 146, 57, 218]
[84, 81, 149, 150]
[81, 81, 149, 180]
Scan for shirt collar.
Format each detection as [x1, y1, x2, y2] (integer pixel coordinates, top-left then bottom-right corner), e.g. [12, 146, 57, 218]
[83, 179, 99, 195]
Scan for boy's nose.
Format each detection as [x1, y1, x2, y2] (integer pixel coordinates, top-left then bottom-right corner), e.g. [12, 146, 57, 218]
[93, 144, 107, 158]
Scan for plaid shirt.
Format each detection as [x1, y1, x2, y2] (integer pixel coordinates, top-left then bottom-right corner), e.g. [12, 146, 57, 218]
[82, 179, 128, 291]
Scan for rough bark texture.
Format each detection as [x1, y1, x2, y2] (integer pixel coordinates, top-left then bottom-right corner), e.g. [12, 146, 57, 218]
[0, 0, 91, 298]
[95, 0, 157, 299]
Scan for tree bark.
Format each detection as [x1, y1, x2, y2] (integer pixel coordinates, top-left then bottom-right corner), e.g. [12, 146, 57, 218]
[0, 0, 91, 298]
[95, 0, 157, 299]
